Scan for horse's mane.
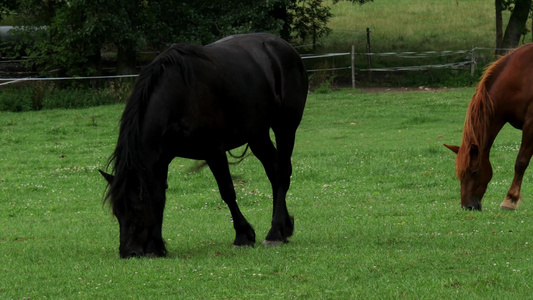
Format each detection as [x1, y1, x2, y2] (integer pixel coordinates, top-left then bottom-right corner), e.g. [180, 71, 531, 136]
[455, 51, 512, 178]
[104, 43, 207, 208]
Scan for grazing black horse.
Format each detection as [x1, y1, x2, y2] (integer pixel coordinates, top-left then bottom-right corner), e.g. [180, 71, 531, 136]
[100, 33, 308, 258]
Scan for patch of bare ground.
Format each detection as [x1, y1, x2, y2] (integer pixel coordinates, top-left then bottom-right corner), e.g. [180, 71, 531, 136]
[358, 86, 457, 93]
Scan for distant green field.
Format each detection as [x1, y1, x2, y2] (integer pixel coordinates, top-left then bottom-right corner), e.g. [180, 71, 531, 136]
[325, 0, 508, 53]
[3, 89, 533, 298]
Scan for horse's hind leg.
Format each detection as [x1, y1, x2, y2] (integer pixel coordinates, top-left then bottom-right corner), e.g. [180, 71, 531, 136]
[501, 124, 533, 210]
[206, 152, 256, 246]
[250, 129, 295, 246]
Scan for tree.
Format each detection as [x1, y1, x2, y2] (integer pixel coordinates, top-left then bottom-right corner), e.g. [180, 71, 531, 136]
[495, 0, 505, 50]
[10, 0, 368, 77]
[13, 0, 290, 76]
[15, 0, 112, 77]
[280, 0, 373, 49]
[0, 1, 19, 22]
[287, 0, 332, 49]
[495, 0, 532, 55]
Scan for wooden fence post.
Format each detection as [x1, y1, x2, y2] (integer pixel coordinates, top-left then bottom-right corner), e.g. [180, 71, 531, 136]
[366, 28, 372, 81]
[351, 45, 355, 89]
[470, 46, 476, 77]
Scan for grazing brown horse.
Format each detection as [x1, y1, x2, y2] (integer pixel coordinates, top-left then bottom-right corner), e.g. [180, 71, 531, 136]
[445, 43, 533, 210]
[100, 33, 308, 258]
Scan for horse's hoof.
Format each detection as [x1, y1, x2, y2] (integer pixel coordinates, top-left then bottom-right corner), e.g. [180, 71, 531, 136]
[233, 243, 254, 248]
[500, 205, 516, 211]
[263, 240, 284, 247]
[500, 197, 521, 210]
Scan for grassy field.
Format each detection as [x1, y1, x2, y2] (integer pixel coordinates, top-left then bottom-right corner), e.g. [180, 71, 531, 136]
[325, 0, 507, 53]
[2, 88, 533, 298]
[311, 0, 523, 87]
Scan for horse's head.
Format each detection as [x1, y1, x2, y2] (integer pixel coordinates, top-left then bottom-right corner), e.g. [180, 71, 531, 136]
[445, 144, 493, 211]
[99, 170, 165, 258]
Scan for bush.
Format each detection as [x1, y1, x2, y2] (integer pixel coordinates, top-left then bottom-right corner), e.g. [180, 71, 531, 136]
[41, 88, 115, 109]
[0, 87, 34, 112]
[0, 80, 134, 112]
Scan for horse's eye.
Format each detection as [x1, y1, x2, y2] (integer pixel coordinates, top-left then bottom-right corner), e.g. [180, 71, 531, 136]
[471, 170, 479, 177]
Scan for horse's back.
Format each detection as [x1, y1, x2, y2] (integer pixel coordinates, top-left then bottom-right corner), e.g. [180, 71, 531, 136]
[488, 44, 533, 125]
[138, 34, 307, 157]
[205, 33, 308, 122]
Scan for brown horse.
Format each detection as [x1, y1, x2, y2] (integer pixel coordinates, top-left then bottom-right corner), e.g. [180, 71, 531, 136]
[445, 43, 533, 210]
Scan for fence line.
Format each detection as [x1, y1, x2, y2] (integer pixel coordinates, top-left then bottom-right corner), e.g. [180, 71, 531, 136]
[357, 61, 471, 72]
[302, 46, 520, 87]
[301, 52, 351, 59]
[355, 49, 472, 58]
[0, 74, 139, 86]
[307, 66, 351, 72]
[0, 46, 515, 88]
[301, 48, 477, 71]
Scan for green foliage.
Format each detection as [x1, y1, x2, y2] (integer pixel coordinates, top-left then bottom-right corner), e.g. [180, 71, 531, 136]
[164, 1, 286, 44]
[7, 0, 344, 77]
[374, 69, 481, 88]
[0, 87, 34, 112]
[40, 88, 116, 110]
[2, 89, 533, 298]
[287, 0, 332, 47]
[0, 81, 133, 112]
[497, 0, 533, 13]
[0, 1, 18, 23]
[314, 75, 337, 93]
[15, 0, 112, 76]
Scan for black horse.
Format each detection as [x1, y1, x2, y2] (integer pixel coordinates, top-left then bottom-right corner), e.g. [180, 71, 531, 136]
[100, 33, 308, 258]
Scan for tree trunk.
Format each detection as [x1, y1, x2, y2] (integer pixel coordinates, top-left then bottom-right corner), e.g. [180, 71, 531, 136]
[116, 0, 138, 75]
[117, 45, 137, 75]
[498, 0, 532, 55]
[270, 1, 291, 41]
[495, 0, 503, 54]
[87, 46, 102, 75]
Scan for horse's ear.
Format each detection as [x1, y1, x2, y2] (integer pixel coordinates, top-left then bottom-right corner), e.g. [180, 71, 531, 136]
[469, 144, 479, 160]
[444, 144, 460, 154]
[99, 170, 114, 185]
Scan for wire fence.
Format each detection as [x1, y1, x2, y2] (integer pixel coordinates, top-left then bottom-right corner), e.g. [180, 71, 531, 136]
[301, 46, 517, 88]
[0, 74, 138, 86]
[302, 47, 480, 72]
[0, 46, 515, 88]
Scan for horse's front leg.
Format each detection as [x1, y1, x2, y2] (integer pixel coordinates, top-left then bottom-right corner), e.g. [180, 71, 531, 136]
[206, 153, 256, 246]
[145, 162, 169, 257]
[501, 126, 533, 210]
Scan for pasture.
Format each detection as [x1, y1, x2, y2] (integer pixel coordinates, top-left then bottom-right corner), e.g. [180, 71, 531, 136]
[2, 88, 533, 298]
[326, 0, 502, 53]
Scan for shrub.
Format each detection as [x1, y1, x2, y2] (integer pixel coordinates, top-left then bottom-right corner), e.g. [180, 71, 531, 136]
[0, 87, 34, 112]
[0, 80, 134, 112]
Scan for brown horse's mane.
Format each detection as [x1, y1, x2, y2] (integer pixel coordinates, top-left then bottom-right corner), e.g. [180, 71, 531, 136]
[455, 50, 513, 178]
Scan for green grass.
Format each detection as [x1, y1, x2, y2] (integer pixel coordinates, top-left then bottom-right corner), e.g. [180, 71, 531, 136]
[2, 89, 533, 298]
[326, 0, 506, 53]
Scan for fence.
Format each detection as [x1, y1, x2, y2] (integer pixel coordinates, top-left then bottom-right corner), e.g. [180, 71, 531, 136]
[302, 46, 516, 89]
[0, 46, 513, 89]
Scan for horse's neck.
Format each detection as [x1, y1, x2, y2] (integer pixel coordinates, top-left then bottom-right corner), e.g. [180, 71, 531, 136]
[479, 118, 506, 156]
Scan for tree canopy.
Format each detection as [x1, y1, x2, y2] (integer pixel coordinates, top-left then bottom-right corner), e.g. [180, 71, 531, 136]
[2, 0, 373, 77]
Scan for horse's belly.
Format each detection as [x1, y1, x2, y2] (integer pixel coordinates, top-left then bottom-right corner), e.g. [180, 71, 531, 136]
[163, 128, 250, 160]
